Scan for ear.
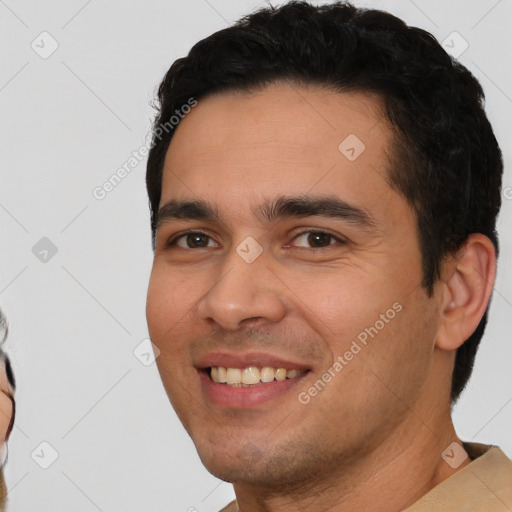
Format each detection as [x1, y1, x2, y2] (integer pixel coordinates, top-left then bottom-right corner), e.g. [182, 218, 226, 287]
[435, 234, 496, 351]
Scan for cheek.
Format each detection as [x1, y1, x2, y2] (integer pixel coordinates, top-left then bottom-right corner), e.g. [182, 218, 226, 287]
[358, 292, 439, 407]
[146, 263, 202, 340]
[279, 266, 388, 349]
[146, 267, 203, 422]
[288, 265, 434, 391]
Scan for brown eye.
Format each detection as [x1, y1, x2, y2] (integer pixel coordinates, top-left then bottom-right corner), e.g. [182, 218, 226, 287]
[186, 234, 209, 248]
[307, 233, 332, 247]
[172, 232, 219, 249]
[292, 231, 343, 248]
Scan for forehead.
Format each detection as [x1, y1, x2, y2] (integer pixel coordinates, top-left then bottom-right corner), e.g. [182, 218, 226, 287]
[161, 82, 396, 217]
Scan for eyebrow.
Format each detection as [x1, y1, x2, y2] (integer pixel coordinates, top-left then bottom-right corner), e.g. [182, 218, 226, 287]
[157, 195, 378, 232]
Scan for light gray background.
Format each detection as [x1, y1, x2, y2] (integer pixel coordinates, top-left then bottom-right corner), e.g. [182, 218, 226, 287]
[0, 0, 511, 511]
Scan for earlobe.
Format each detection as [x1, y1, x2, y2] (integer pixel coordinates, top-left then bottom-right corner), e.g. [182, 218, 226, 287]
[435, 234, 496, 352]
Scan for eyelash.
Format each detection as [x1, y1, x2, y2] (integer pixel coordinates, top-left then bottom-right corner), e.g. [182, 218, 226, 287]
[166, 229, 346, 249]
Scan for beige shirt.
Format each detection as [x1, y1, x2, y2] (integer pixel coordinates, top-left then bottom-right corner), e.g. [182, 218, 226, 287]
[219, 443, 512, 511]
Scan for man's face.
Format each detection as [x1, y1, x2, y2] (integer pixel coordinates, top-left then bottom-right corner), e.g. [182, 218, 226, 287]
[146, 83, 443, 487]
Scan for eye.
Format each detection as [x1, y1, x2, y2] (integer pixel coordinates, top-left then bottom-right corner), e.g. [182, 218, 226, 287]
[291, 230, 345, 249]
[170, 231, 219, 249]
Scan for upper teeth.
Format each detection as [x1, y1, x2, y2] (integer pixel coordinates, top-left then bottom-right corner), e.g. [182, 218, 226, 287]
[210, 366, 304, 386]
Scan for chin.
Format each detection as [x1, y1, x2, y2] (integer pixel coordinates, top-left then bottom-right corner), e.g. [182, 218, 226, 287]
[196, 437, 332, 490]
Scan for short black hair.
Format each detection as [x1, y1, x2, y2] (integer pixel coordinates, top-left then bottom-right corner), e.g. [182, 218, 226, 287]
[146, 1, 503, 401]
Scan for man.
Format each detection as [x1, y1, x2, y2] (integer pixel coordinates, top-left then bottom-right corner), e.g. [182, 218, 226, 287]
[145, 1, 511, 510]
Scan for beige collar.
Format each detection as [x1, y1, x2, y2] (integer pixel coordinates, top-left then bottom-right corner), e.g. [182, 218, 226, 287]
[404, 442, 512, 511]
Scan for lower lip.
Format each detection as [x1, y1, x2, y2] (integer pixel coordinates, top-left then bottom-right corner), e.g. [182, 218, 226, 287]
[199, 370, 308, 408]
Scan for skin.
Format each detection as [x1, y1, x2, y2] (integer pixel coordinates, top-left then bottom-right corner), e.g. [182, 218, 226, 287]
[146, 82, 495, 511]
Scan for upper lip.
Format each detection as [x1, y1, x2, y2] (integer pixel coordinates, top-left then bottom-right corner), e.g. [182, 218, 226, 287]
[194, 351, 311, 371]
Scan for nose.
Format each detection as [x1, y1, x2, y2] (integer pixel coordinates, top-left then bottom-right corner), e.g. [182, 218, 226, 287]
[197, 245, 288, 331]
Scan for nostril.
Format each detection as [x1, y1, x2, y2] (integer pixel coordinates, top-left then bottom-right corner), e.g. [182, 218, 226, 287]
[243, 317, 263, 323]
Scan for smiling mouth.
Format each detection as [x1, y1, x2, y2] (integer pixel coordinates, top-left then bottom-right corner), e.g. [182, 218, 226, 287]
[209, 366, 308, 387]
